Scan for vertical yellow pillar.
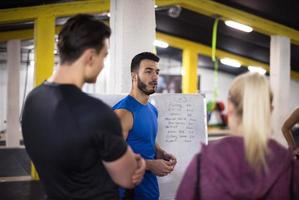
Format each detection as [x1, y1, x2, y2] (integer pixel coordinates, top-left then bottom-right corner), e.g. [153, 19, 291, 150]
[31, 15, 55, 180]
[34, 15, 55, 85]
[182, 48, 198, 93]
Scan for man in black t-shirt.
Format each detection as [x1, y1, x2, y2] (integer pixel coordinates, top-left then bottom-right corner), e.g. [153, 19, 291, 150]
[21, 14, 145, 200]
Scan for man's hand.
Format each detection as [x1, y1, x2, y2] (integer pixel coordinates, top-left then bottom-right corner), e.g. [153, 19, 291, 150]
[132, 154, 146, 185]
[147, 159, 174, 177]
[163, 152, 177, 167]
[293, 147, 299, 159]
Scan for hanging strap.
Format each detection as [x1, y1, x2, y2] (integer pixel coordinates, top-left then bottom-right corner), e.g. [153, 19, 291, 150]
[211, 18, 219, 104]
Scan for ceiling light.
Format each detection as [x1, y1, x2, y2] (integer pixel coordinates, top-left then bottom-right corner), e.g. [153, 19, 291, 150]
[220, 58, 241, 68]
[107, 12, 111, 18]
[168, 5, 182, 18]
[23, 45, 34, 50]
[224, 20, 253, 32]
[248, 66, 266, 75]
[154, 40, 169, 48]
[154, 5, 158, 8]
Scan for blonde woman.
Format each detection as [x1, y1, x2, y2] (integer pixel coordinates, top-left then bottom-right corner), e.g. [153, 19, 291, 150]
[176, 72, 299, 200]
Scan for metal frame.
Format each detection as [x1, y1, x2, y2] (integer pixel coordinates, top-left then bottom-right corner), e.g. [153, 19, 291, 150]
[156, 0, 299, 45]
[0, 0, 109, 23]
[0, 28, 298, 81]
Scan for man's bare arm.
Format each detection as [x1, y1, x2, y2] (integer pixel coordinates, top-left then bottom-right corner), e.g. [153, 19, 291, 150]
[114, 109, 146, 184]
[282, 107, 299, 149]
[114, 109, 133, 140]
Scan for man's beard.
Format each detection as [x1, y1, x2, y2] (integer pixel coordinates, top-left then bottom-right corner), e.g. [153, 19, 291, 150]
[85, 76, 97, 84]
[137, 78, 156, 96]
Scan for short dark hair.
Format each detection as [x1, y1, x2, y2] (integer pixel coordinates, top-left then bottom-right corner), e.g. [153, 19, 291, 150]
[58, 14, 111, 64]
[130, 52, 160, 72]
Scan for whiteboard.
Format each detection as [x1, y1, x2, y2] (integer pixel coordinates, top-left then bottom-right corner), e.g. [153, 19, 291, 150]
[93, 93, 208, 200]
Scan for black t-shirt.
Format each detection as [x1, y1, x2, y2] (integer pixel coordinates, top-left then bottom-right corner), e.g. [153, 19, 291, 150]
[21, 82, 127, 200]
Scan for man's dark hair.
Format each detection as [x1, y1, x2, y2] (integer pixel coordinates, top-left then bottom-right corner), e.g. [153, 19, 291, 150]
[130, 52, 160, 72]
[58, 14, 111, 64]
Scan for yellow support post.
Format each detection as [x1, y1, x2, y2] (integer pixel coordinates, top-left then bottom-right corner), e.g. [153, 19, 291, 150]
[31, 163, 39, 180]
[182, 48, 198, 93]
[30, 15, 55, 180]
[34, 15, 55, 86]
[291, 71, 299, 80]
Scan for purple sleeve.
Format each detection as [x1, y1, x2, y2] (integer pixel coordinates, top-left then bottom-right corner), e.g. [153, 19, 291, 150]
[176, 154, 199, 200]
[294, 160, 299, 199]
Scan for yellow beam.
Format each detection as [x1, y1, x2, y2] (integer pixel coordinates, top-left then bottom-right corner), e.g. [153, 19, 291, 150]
[155, 0, 299, 45]
[0, 26, 62, 42]
[156, 32, 269, 70]
[0, 0, 109, 24]
[0, 29, 33, 42]
[182, 48, 198, 93]
[0, 28, 297, 81]
[156, 32, 299, 81]
[156, 0, 299, 45]
[2, 0, 296, 45]
[156, 0, 182, 7]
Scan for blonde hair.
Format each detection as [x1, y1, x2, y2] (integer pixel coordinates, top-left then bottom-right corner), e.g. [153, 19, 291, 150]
[228, 72, 273, 171]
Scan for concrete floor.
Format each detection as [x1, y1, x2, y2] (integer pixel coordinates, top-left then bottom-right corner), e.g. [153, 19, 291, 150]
[0, 148, 46, 200]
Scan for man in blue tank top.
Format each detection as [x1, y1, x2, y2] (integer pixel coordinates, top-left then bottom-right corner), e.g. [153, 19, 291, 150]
[113, 52, 177, 200]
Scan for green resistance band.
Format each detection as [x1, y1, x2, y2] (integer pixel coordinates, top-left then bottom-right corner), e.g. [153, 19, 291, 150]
[211, 18, 219, 109]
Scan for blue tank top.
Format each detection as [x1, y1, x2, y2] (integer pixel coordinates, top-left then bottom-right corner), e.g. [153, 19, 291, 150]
[113, 95, 159, 200]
